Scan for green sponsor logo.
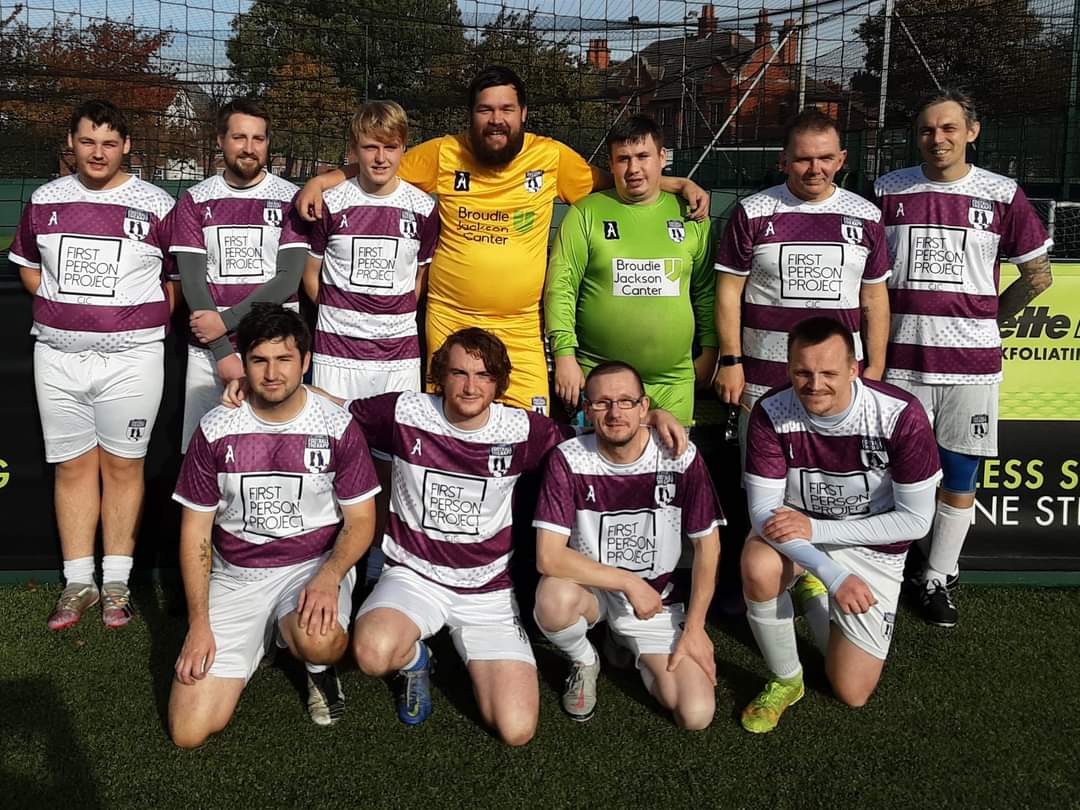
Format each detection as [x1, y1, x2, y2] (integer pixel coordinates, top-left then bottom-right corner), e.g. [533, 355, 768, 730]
[512, 210, 535, 233]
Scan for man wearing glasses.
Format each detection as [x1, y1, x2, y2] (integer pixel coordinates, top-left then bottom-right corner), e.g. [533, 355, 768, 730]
[532, 361, 723, 727]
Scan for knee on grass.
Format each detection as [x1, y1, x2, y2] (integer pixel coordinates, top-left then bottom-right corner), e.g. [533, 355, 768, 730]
[169, 716, 223, 750]
[494, 711, 537, 748]
[830, 678, 876, 709]
[673, 695, 716, 731]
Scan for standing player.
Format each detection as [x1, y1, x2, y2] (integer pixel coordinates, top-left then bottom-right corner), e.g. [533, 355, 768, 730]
[532, 361, 723, 728]
[874, 90, 1053, 626]
[294, 66, 710, 415]
[740, 318, 939, 732]
[170, 306, 378, 747]
[10, 100, 177, 630]
[545, 116, 718, 426]
[168, 98, 307, 452]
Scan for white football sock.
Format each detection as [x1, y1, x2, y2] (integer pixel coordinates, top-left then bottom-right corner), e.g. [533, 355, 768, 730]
[746, 593, 802, 681]
[925, 501, 973, 583]
[401, 641, 422, 672]
[62, 556, 96, 587]
[101, 554, 133, 585]
[538, 614, 597, 665]
[305, 663, 328, 674]
[801, 590, 831, 655]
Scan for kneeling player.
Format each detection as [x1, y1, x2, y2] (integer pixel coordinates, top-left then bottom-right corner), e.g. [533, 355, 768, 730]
[740, 317, 939, 732]
[169, 306, 378, 747]
[532, 361, 723, 729]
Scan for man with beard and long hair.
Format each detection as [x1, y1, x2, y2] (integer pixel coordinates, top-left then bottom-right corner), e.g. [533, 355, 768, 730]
[293, 67, 711, 416]
[167, 98, 309, 452]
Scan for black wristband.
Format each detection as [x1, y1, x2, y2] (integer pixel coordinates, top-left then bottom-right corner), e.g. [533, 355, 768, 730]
[718, 355, 742, 367]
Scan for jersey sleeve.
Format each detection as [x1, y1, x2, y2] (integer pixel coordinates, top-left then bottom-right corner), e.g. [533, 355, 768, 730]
[532, 448, 575, 535]
[887, 399, 942, 486]
[555, 141, 602, 204]
[743, 401, 788, 482]
[398, 138, 442, 194]
[689, 218, 719, 348]
[347, 392, 402, 457]
[682, 451, 725, 537]
[279, 196, 312, 251]
[307, 204, 332, 258]
[543, 203, 590, 358]
[333, 418, 381, 504]
[418, 206, 440, 265]
[524, 412, 571, 471]
[862, 218, 892, 282]
[168, 192, 205, 254]
[9, 202, 40, 268]
[172, 426, 221, 512]
[714, 203, 754, 275]
[1001, 186, 1053, 264]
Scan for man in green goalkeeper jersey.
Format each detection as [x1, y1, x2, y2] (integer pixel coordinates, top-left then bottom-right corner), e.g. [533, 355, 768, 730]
[544, 115, 717, 425]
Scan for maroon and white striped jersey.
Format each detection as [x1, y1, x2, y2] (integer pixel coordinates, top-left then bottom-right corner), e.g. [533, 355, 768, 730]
[10, 174, 174, 352]
[874, 166, 1052, 384]
[714, 184, 890, 399]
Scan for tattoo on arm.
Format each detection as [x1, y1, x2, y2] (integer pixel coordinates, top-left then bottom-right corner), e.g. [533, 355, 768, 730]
[199, 536, 211, 573]
[999, 253, 1053, 324]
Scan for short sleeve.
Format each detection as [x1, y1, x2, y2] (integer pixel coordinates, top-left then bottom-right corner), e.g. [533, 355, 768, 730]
[333, 419, 381, 504]
[1001, 186, 1052, 264]
[887, 400, 942, 486]
[145, 201, 174, 256]
[714, 203, 755, 275]
[279, 196, 312, 250]
[532, 449, 575, 535]
[524, 411, 573, 471]
[682, 451, 725, 538]
[418, 208, 439, 265]
[347, 392, 402, 456]
[398, 138, 442, 194]
[862, 218, 891, 282]
[168, 192, 206, 254]
[743, 400, 788, 481]
[173, 427, 221, 511]
[9, 203, 40, 267]
[555, 141, 602, 204]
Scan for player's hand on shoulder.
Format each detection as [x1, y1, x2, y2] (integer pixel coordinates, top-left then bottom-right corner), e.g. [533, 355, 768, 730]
[834, 575, 876, 615]
[668, 624, 717, 685]
[681, 179, 710, 222]
[762, 508, 812, 544]
[216, 354, 245, 385]
[221, 378, 247, 409]
[298, 568, 340, 636]
[296, 174, 334, 222]
[624, 575, 663, 620]
[175, 620, 216, 685]
[554, 355, 585, 411]
[713, 363, 744, 406]
[647, 408, 688, 457]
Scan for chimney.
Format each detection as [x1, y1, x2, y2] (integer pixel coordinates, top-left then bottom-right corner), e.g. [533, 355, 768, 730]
[587, 38, 611, 70]
[698, 4, 716, 38]
[780, 19, 799, 64]
[754, 7, 772, 49]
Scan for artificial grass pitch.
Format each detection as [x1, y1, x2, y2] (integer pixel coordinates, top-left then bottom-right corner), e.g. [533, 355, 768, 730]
[1, 584, 1078, 809]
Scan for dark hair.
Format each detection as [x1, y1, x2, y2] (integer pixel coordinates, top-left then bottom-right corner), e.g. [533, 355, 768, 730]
[69, 99, 129, 140]
[782, 107, 840, 150]
[917, 87, 978, 129]
[236, 304, 311, 360]
[585, 360, 646, 400]
[428, 327, 512, 400]
[787, 316, 856, 360]
[467, 66, 527, 110]
[606, 114, 664, 154]
[217, 97, 271, 138]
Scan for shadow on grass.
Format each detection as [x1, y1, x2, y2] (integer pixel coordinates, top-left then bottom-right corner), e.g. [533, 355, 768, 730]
[0, 677, 101, 807]
[133, 580, 186, 737]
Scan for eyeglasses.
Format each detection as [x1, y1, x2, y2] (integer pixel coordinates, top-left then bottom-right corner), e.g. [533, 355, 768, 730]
[585, 397, 643, 412]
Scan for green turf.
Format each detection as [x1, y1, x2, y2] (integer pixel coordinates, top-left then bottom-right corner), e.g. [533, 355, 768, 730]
[2, 584, 1078, 808]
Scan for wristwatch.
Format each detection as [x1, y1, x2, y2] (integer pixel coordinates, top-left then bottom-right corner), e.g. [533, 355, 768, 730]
[718, 355, 742, 366]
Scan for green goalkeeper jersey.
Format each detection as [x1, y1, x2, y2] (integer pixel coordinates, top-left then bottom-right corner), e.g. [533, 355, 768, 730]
[544, 189, 717, 384]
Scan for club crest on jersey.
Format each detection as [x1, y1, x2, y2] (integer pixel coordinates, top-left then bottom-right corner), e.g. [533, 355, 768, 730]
[263, 201, 283, 227]
[970, 414, 989, 439]
[304, 435, 332, 472]
[127, 418, 147, 441]
[531, 396, 547, 414]
[399, 208, 418, 239]
[666, 219, 685, 243]
[841, 215, 864, 245]
[454, 171, 470, 192]
[524, 169, 544, 193]
[488, 444, 514, 477]
[654, 471, 676, 506]
[859, 435, 889, 470]
[968, 198, 994, 230]
[123, 208, 150, 241]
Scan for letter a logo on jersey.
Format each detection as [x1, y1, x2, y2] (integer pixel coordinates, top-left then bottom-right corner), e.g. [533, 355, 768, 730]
[48, 211, 58, 226]
[603, 221, 620, 240]
[304, 435, 331, 472]
[524, 170, 544, 193]
[263, 201, 283, 227]
[654, 470, 676, 506]
[968, 198, 994, 230]
[841, 216, 863, 245]
[123, 208, 150, 241]
[487, 444, 513, 477]
[666, 219, 685, 243]
[454, 171, 470, 192]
